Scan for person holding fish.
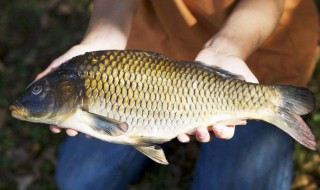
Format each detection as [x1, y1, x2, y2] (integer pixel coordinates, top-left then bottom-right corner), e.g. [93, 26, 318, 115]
[28, 0, 318, 189]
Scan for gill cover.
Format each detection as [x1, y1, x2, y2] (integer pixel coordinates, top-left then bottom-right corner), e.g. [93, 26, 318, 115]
[49, 71, 80, 120]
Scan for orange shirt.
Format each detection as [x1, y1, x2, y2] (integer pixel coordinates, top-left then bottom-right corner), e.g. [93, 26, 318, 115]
[127, 0, 318, 86]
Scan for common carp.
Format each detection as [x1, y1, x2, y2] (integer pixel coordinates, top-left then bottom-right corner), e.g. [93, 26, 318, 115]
[10, 50, 317, 164]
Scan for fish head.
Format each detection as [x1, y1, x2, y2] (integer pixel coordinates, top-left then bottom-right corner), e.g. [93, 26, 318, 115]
[10, 71, 80, 124]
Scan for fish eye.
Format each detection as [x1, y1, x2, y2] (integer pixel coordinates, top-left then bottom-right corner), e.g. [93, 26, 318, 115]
[32, 86, 42, 95]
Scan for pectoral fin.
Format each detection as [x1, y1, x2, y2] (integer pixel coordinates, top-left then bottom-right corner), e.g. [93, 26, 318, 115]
[134, 145, 169, 165]
[80, 109, 128, 136]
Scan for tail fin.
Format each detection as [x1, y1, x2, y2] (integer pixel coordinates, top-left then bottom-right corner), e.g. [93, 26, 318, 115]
[264, 86, 316, 150]
[277, 86, 315, 115]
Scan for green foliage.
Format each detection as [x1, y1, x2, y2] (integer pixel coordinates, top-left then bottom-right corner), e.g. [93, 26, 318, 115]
[0, 0, 90, 189]
[0, 0, 319, 189]
[291, 59, 320, 189]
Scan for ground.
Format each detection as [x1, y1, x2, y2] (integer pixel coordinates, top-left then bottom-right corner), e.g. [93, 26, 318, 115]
[0, 0, 319, 189]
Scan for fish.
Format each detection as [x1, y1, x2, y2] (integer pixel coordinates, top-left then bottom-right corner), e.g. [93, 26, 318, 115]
[10, 50, 317, 164]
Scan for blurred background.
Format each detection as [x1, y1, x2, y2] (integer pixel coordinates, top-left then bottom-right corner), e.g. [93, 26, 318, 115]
[0, 0, 320, 189]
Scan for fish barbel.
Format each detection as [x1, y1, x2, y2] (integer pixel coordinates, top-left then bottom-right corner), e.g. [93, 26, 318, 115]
[10, 50, 317, 164]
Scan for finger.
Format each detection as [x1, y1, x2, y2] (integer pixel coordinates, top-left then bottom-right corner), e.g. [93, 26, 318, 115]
[237, 119, 247, 126]
[213, 124, 235, 139]
[85, 134, 93, 139]
[66, 129, 79, 136]
[30, 71, 49, 87]
[33, 57, 64, 82]
[35, 73, 45, 81]
[177, 134, 190, 143]
[50, 125, 62, 133]
[34, 64, 59, 81]
[195, 126, 211, 142]
[235, 67, 258, 83]
[223, 57, 259, 83]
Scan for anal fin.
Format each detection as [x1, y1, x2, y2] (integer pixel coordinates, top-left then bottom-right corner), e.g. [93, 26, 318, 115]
[216, 118, 248, 126]
[134, 145, 169, 165]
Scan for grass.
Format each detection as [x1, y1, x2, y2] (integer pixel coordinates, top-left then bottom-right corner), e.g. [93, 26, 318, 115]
[0, 0, 319, 189]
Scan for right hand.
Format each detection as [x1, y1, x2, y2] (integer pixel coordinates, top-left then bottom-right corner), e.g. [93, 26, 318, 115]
[177, 47, 258, 143]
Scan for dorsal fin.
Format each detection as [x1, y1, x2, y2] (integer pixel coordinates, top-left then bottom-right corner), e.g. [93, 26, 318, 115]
[192, 61, 245, 81]
[142, 51, 168, 59]
[140, 51, 245, 81]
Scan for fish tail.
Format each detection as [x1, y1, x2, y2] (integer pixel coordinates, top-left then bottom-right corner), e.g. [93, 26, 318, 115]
[263, 86, 317, 150]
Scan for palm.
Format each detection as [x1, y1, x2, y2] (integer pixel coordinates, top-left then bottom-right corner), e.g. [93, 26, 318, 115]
[177, 49, 258, 143]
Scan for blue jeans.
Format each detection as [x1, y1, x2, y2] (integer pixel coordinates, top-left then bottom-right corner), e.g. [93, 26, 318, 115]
[56, 121, 294, 190]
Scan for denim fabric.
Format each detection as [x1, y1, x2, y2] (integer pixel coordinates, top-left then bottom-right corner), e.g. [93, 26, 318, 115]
[56, 121, 293, 190]
[56, 137, 149, 190]
[192, 121, 294, 190]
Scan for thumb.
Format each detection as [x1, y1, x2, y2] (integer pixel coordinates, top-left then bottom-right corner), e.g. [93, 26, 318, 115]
[218, 58, 259, 84]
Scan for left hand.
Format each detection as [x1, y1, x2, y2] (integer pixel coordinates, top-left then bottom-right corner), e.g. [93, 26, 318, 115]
[36, 43, 125, 136]
[177, 47, 258, 143]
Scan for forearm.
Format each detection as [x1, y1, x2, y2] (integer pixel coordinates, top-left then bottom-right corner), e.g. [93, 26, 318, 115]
[205, 0, 285, 59]
[81, 0, 137, 49]
[192, 0, 284, 142]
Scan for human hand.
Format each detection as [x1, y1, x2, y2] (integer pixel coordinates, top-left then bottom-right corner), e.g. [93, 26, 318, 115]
[35, 0, 136, 137]
[36, 44, 123, 136]
[177, 47, 258, 143]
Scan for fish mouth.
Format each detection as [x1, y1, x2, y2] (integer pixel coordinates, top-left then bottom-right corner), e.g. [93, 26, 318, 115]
[9, 103, 28, 120]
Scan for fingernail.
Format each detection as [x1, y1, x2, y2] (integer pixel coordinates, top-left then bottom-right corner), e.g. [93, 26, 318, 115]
[198, 130, 207, 139]
[66, 130, 78, 136]
[180, 135, 190, 143]
[214, 125, 226, 138]
[214, 125, 222, 135]
[85, 135, 92, 139]
[50, 125, 61, 133]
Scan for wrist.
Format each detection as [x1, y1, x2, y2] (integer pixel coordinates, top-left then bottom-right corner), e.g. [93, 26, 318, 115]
[80, 30, 128, 50]
[80, 0, 137, 50]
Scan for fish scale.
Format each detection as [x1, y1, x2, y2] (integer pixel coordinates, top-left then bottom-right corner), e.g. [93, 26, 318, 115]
[11, 50, 316, 164]
[67, 50, 274, 137]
